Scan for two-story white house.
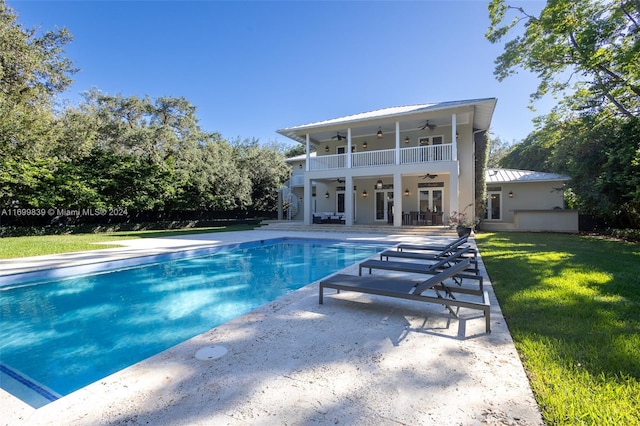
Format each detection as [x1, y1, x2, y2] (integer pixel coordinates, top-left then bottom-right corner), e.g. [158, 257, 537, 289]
[277, 98, 578, 232]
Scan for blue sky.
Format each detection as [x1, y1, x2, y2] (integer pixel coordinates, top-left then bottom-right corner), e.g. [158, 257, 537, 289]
[10, 0, 551, 147]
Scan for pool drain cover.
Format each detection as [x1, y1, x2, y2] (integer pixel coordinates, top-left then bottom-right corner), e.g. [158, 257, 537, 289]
[195, 346, 228, 360]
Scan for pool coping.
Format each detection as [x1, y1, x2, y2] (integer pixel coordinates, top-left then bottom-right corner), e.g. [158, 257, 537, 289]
[1, 229, 544, 425]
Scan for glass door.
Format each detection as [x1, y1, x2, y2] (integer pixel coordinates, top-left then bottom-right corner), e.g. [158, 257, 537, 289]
[419, 189, 443, 212]
[337, 191, 345, 214]
[486, 192, 501, 220]
[419, 189, 444, 225]
[375, 190, 393, 222]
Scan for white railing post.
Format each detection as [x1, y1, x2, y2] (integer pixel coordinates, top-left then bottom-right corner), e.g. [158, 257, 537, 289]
[451, 114, 457, 161]
[347, 128, 352, 169]
[305, 134, 310, 171]
[395, 121, 400, 165]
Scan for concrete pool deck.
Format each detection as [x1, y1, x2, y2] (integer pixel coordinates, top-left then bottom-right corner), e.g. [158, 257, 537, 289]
[1, 229, 543, 425]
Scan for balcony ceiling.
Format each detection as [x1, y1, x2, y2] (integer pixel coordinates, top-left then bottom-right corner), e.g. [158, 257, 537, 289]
[277, 98, 497, 144]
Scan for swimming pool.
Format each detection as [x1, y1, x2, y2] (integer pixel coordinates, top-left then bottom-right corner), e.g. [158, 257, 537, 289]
[0, 237, 387, 408]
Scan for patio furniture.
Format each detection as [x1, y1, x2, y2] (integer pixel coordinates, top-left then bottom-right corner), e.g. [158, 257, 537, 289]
[409, 211, 419, 225]
[383, 236, 470, 260]
[319, 258, 491, 333]
[329, 214, 345, 224]
[395, 235, 468, 253]
[313, 212, 344, 224]
[360, 246, 479, 277]
[312, 213, 326, 224]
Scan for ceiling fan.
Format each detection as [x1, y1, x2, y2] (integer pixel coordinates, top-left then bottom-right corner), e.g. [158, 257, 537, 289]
[331, 132, 347, 141]
[333, 178, 345, 183]
[419, 120, 437, 131]
[421, 173, 438, 180]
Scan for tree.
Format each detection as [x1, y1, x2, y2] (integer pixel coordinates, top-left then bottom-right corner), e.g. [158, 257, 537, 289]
[233, 138, 290, 213]
[486, 0, 640, 118]
[0, 1, 77, 207]
[500, 112, 640, 228]
[0, 2, 288, 217]
[0, 1, 76, 152]
[487, 135, 516, 167]
[284, 143, 308, 158]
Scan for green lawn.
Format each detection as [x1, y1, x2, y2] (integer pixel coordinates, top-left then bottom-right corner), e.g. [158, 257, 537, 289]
[0, 224, 257, 259]
[476, 232, 640, 425]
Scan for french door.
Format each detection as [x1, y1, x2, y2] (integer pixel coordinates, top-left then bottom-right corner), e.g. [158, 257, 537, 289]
[419, 189, 443, 213]
[486, 192, 502, 220]
[375, 190, 393, 222]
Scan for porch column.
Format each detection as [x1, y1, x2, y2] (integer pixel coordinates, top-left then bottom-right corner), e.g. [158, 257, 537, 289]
[347, 128, 352, 168]
[393, 173, 402, 227]
[449, 173, 459, 225]
[345, 175, 354, 226]
[395, 121, 400, 165]
[305, 133, 310, 171]
[304, 177, 312, 225]
[451, 114, 457, 161]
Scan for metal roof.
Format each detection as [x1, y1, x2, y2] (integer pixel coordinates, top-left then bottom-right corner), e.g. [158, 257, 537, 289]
[277, 98, 497, 144]
[486, 168, 570, 183]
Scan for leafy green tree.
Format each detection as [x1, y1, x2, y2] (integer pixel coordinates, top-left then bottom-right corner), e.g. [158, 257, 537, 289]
[0, 1, 77, 207]
[487, 135, 516, 168]
[501, 113, 640, 227]
[0, 2, 288, 217]
[487, 0, 640, 118]
[284, 143, 309, 158]
[233, 138, 290, 213]
[195, 139, 252, 210]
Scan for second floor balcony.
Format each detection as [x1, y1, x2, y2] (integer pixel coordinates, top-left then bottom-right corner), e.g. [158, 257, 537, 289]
[308, 144, 453, 171]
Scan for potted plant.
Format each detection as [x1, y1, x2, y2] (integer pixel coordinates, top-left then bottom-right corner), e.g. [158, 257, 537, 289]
[447, 206, 478, 237]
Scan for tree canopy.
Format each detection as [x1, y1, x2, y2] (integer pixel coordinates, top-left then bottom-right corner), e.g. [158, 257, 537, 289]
[0, 1, 290, 221]
[488, 0, 640, 229]
[487, 0, 640, 118]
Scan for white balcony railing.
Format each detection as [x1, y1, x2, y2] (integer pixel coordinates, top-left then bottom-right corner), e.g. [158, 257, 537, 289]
[308, 144, 453, 171]
[309, 153, 346, 171]
[352, 149, 396, 168]
[400, 144, 452, 164]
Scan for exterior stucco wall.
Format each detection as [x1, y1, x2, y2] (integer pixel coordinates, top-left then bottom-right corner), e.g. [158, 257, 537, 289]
[500, 181, 565, 223]
[456, 128, 475, 220]
[514, 210, 579, 233]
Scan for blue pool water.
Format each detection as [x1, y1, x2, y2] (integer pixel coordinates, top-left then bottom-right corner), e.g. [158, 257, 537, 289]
[0, 238, 386, 407]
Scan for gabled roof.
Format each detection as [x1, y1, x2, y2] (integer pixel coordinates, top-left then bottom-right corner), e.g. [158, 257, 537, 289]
[277, 98, 497, 144]
[486, 168, 570, 183]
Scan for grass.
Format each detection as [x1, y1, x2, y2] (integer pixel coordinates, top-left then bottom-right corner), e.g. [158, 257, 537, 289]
[475, 232, 640, 425]
[0, 224, 257, 259]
